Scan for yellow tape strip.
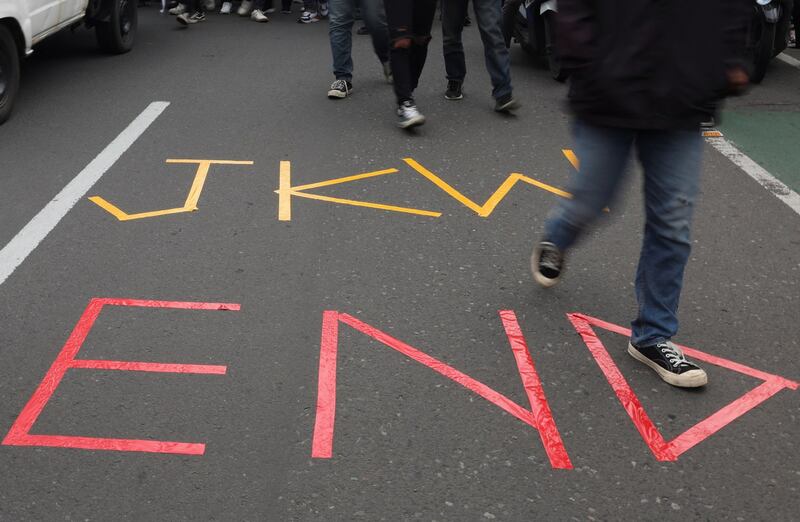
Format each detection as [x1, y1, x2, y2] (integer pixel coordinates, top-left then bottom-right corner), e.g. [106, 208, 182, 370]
[89, 159, 253, 221]
[403, 158, 574, 217]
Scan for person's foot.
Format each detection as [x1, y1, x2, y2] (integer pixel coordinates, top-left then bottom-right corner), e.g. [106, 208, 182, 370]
[464, 15, 471, 26]
[251, 8, 269, 21]
[318, 1, 328, 17]
[177, 10, 205, 24]
[700, 116, 716, 128]
[531, 241, 563, 288]
[396, 101, 426, 129]
[357, 25, 369, 35]
[327, 79, 353, 99]
[298, 10, 319, 23]
[168, 2, 186, 14]
[219, 1, 232, 13]
[494, 93, 520, 112]
[382, 61, 393, 84]
[445, 80, 463, 100]
[237, 0, 253, 15]
[265, 6, 275, 12]
[628, 341, 708, 388]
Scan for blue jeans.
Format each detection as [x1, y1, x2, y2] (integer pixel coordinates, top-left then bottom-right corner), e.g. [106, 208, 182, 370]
[329, 0, 390, 81]
[544, 120, 703, 347]
[441, 0, 512, 99]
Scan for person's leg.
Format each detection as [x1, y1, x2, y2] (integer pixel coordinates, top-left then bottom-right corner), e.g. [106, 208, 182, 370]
[630, 129, 703, 347]
[543, 121, 636, 251]
[329, 0, 356, 81]
[441, 0, 468, 84]
[360, 0, 390, 65]
[385, 0, 414, 104]
[408, 0, 437, 91]
[472, 0, 512, 100]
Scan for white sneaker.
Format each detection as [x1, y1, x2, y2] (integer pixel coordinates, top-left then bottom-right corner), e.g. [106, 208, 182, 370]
[396, 101, 426, 129]
[297, 10, 319, 23]
[220, 1, 232, 13]
[238, 0, 253, 15]
[319, 1, 329, 17]
[168, 3, 186, 14]
[251, 8, 269, 21]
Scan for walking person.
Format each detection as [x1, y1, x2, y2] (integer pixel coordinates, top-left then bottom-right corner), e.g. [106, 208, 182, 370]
[384, 0, 438, 128]
[531, 0, 751, 388]
[326, 0, 392, 99]
[441, 0, 519, 112]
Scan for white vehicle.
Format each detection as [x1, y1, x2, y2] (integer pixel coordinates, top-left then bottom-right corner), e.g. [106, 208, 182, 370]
[0, 0, 138, 123]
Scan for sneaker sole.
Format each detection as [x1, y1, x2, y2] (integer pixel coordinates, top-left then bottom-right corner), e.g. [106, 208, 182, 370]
[530, 247, 560, 288]
[176, 16, 189, 24]
[327, 89, 351, 99]
[445, 94, 463, 100]
[495, 99, 520, 112]
[627, 343, 708, 388]
[397, 114, 426, 129]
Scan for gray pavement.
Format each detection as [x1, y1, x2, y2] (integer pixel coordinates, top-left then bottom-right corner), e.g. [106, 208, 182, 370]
[0, 8, 798, 521]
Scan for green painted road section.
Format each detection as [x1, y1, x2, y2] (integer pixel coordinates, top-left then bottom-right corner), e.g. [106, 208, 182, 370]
[720, 110, 800, 193]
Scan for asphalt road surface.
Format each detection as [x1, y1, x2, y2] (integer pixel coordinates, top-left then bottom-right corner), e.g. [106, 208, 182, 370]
[1, 7, 798, 521]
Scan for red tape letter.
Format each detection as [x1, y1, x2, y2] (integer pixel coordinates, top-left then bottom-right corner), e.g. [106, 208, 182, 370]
[567, 312, 798, 461]
[311, 310, 572, 469]
[2, 298, 240, 455]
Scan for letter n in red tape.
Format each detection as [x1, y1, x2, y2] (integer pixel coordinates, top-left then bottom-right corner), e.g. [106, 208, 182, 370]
[311, 310, 572, 469]
[2, 298, 239, 455]
[567, 313, 799, 461]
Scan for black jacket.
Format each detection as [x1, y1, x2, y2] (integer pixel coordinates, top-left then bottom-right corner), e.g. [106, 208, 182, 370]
[558, 0, 751, 129]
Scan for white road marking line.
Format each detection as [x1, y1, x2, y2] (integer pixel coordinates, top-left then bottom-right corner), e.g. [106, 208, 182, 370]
[777, 52, 800, 69]
[706, 136, 800, 217]
[0, 101, 170, 286]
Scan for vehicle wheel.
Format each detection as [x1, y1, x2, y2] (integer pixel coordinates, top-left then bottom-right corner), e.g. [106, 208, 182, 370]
[96, 0, 138, 54]
[750, 17, 776, 84]
[0, 25, 21, 125]
[544, 13, 568, 82]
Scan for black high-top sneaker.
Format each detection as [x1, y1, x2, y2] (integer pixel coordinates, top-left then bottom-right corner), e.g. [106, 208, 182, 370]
[628, 341, 708, 388]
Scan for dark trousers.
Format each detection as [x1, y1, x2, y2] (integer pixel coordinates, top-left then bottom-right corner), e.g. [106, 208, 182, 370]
[384, 0, 437, 104]
[185, 0, 205, 12]
[441, 0, 513, 99]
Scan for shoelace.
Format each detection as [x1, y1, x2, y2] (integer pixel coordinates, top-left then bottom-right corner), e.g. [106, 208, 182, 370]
[540, 248, 561, 269]
[332, 80, 349, 94]
[657, 342, 689, 367]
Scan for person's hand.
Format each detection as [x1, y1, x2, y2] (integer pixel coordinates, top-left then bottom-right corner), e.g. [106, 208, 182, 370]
[727, 67, 749, 94]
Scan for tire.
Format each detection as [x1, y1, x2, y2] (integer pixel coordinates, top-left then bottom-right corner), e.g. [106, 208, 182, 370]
[751, 18, 776, 84]
[0, 25, 21, 125]
[96, 0, 138, 54]
[544, 13, 568, 82]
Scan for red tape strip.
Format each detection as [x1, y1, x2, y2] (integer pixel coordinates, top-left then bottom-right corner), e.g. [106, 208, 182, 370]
[311, 311, 573, 469]
[566, 312, 798, 461]
[2, 297, 238, 455]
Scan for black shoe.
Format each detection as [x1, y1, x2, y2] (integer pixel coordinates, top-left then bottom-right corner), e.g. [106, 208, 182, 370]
[628, 341, 708, 388]
[700, 116, 716, 129]
[357, 25, 369, 35]
[464, 15, 472, 26]
[531, 241, 563, 287]
[444, 80, 463, 100]
[494, 93, 520, 112]
[327, 79, 353, 99]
